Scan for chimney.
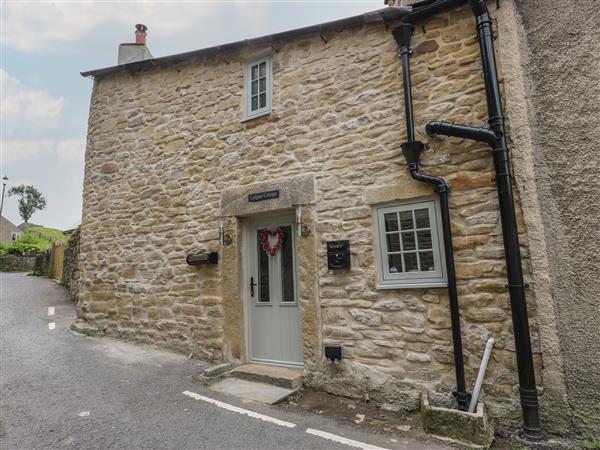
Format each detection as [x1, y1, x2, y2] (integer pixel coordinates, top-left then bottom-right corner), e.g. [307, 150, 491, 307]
[135, 24, 148, 45]
[118, 23, 153, 65]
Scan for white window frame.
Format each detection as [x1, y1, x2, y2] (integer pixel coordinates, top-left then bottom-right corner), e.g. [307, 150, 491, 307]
[374, 198, 447, 289]
[244, 55, 272, 120]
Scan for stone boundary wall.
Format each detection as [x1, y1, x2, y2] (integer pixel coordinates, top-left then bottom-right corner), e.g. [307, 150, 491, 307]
[0, 256, 36, 272]
[33, 250, 52, 277]
[62, 226, 81, 302]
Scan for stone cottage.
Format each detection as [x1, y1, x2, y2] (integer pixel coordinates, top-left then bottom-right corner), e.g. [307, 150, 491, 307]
[77, 0, 600, 437]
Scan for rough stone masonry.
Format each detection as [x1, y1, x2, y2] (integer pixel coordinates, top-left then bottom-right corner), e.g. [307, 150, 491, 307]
[77, 4, 548, 431]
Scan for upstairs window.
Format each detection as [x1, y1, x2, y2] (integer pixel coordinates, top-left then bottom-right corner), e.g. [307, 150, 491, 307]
[375, 199, 447, 288]
[245, 56, 272, 119]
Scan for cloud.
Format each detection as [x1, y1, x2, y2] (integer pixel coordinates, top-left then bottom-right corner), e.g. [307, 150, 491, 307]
[56, 139, 86, 162]
[1, 1, 224, 54]
[1, 138, 85, 165]
[1, 139, 54, 164]
[1, 70, 64, 139]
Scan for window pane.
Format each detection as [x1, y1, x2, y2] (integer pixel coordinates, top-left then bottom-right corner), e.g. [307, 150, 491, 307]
[404, 252, 418, 272]
[259, 77, 266, 93]
[384, 213, 398, 232]
[251, 96, 258, 111]
[386, 234, 400, 252]
[402, 232, 416, 251]
[417, 230, 432, 249]
[399, 211, 414, 230]
[257, 230, 270, 302]
[259, 93, 267, 108]
[251, 65, 258, 81]
[281, 226, 295, 303]
[252, 80, 258, 95]
[419, 251, 435, 271]
[388, 254, 403, 273]
[415, 208, 430, 228]
[259, 62, 266, 77]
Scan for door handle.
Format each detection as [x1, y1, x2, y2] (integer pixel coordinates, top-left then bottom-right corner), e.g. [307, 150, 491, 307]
[250, 276, 256, 298]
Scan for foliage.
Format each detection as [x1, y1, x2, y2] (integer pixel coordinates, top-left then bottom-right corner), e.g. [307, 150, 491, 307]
[7, 185, 47, 223]
[578, 436, 600, 449]
[0, 236, 42, 256]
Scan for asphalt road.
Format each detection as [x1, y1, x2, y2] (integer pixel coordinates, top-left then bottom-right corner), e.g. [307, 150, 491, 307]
[0, 273, 448, 449]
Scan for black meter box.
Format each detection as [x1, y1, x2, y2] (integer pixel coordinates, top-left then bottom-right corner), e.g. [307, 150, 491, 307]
[327, 240, 350, 271]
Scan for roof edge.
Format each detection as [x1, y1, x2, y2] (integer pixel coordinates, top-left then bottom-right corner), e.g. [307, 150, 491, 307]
[81, 6, 411, 78]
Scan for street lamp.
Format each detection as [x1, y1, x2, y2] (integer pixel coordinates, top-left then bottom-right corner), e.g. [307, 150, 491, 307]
[0, 175, 8, 218]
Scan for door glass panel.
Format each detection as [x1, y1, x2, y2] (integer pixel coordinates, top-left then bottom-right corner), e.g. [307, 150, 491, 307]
[280, 226, 295, 303]
[257, 229, 270, 303]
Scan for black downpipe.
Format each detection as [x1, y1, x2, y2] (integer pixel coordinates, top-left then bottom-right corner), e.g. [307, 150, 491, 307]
[392, 22, 469, 412]
[425, 0, 544, 440]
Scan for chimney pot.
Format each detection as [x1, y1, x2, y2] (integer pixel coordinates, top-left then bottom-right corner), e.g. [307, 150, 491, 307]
[135, 24, 148, 45]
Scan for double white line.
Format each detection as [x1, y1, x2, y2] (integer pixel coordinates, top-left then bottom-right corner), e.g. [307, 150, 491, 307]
[183, 391, 387, 450]
[48, 306, 56, 329]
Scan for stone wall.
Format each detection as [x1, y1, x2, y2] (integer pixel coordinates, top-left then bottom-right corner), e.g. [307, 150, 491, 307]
[0, 255, 36, 272]
[33, 250, 52, 277]
[62, 226, 81, 302]
[79, 4, 543, 427]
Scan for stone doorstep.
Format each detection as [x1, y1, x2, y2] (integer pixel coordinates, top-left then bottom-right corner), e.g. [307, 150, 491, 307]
[228, 363, 302, 390]
[208, 378, 296, 405]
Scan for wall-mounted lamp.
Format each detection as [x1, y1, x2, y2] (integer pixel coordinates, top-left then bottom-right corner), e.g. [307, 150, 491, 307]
[218, 217, 232, 245]
[295, 205, 311, 237]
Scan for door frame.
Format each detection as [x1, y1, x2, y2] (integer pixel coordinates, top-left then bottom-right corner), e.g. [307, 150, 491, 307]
[243, 211, 303, 367]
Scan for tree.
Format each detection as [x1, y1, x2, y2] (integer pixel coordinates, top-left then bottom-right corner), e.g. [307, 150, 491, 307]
[7, 185, 47, 223]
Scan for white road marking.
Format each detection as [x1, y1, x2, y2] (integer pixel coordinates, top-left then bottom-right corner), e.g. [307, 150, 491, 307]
[305, 428, 388, 450]
[48, 322, 55, 330]
[48, 307, 55, 316]
[182, 391, 296, 428]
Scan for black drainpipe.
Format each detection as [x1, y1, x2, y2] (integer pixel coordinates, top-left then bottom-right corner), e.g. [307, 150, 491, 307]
[425, 0, 544, 441]
[392, 21, 469, 411]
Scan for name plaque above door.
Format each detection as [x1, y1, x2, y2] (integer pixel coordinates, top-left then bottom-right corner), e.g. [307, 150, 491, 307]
[220, 174, 315, 216]
[248, 190, 279, 202]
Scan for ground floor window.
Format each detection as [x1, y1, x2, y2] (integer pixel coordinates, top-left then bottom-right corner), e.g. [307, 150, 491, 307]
[375, 198, 447, 288]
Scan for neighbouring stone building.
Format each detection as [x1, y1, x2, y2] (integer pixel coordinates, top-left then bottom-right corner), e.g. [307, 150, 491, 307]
[1, 216, 23, 243]
[76, 0, 599, 435]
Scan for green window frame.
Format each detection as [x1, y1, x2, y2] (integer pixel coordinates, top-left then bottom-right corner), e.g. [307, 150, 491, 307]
[375, 199, 448, 289]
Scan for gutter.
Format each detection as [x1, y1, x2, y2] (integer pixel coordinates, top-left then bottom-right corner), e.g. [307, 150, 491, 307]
[81, 7, 411, 78]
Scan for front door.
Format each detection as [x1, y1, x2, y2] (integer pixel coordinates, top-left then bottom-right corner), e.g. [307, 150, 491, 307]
[246, 215, 303, 367]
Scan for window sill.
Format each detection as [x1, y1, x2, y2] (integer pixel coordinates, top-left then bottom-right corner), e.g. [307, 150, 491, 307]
[376, 281, 448, 290]
[241, 109, 272, 123]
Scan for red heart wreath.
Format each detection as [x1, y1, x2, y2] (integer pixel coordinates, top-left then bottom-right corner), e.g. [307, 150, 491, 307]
[260, 228, 285, 257]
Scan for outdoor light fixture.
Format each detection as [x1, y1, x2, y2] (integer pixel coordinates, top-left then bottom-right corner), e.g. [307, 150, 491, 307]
[295, 205, 311, 237]
[218, 217, 232, 245]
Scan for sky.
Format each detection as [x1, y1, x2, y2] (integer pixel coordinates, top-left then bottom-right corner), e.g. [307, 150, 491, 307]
[0, 0, 382, 230]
